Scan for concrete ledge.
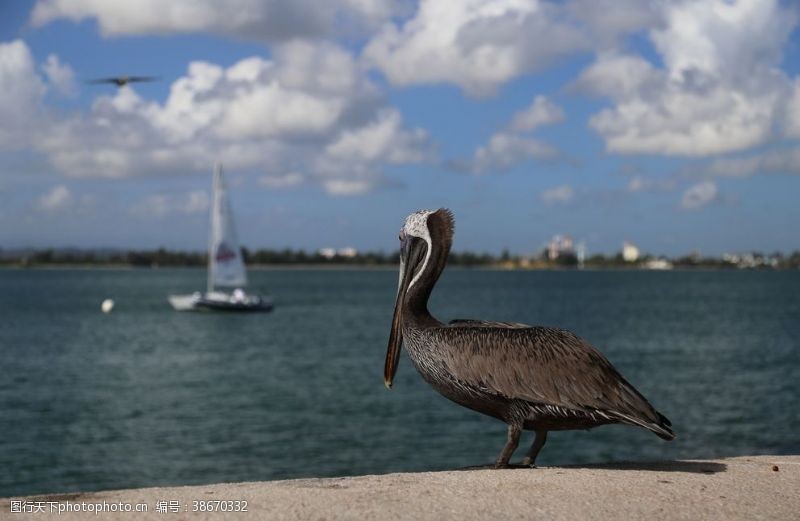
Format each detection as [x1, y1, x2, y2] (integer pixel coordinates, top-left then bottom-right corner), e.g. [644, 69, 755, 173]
[3, 455, 797, 520]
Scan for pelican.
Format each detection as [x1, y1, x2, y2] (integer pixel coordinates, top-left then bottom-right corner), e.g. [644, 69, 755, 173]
[86, 76, 158, 88]
[384, 209, 675, 468]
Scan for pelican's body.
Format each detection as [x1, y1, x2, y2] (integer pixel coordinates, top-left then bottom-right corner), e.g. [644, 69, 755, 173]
[384, 209, 674, 467]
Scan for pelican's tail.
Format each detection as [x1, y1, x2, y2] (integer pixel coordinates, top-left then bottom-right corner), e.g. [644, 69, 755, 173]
[646, 412, 676, 440]
[612, 410, 676, 441]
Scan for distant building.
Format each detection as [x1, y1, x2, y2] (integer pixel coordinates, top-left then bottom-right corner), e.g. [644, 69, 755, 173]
[576, 241, 586, 270]
[722, 253, 739, 264]
[723, 252, 778, 269]
[622, 241, 640, 262]
[318, 247, 358, 259]
[547, 235, 573, 261]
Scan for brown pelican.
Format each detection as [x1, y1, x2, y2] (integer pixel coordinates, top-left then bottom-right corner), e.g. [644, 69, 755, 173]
[86, 76, 158, 88]
[384, 209, 675, 468]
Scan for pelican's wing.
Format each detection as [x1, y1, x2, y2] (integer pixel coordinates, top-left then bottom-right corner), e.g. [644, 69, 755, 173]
[126, 76, 158, 83]
[449, 319, 530, 329]
[434, 323, 674, 438]
[85, 77, 120, 84]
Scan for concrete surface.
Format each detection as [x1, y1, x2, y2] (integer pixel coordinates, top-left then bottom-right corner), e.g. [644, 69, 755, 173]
[2, 455, 798, 520]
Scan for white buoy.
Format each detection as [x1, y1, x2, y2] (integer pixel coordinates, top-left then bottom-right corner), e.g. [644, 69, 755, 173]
[101, 299, 115, 313]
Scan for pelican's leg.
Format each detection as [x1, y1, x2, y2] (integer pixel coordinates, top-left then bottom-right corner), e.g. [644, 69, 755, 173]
[494, 424, 522, 468]
[521, 430, 548, 468]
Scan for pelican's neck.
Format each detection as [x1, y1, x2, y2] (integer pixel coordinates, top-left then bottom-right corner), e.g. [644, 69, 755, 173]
[403, 236, 449, 329]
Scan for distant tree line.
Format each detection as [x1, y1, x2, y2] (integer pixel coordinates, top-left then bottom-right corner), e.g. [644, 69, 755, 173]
[0, 247, 496, 267]
[1, 247, 799, 269]
[242, 248, 495, 266]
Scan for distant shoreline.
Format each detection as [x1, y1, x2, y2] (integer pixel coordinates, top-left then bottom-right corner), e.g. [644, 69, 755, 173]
[4, 248, 797, 270]
[0, 264, 795, 272]
[0, 263, 395, 271]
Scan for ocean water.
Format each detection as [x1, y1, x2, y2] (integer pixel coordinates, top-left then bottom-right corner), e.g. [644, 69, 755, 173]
[1, 268, 798, 497]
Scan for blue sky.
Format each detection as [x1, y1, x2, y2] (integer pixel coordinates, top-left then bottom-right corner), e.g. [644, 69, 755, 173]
[1, 0, 800, 255]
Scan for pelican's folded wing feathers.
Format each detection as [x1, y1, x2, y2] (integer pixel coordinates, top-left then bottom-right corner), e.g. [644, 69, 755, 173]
[436, 322, 674, 438]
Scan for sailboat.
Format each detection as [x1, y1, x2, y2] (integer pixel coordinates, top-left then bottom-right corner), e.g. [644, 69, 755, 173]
[168, 163, 273, 312]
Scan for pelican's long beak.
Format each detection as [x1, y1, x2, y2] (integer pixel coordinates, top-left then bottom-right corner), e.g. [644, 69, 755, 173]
[384, 236, 422, 389]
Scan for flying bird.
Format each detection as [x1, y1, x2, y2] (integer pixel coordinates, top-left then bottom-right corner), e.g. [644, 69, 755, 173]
[86, 76, 158, 87]
[384, 208, 674, 468]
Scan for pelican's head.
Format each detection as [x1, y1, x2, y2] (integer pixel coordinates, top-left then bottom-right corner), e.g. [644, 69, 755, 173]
[384, 208, 454, 389]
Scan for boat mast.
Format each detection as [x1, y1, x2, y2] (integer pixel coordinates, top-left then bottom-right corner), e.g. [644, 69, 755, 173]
[207, 163, 221, 294]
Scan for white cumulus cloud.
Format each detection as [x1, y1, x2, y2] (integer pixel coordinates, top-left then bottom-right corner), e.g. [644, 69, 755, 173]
[470, 132, 556, 173]
[509, 95, 564, 132]
[324, 109, 432, 164]
[462, 95, 562, 173]
[578, 0, 798, 157]
[703, 148, 800, 178]
[37, 185, 72, 211]
[681, 181, 718, 210]
[3, 39, 431, 196]
[0, 40, 46, 148]
[786, 79, 800, 139]
[30, 0, 401, 42]
[363, 0, 586, 96]
[41, 54, 76, 97]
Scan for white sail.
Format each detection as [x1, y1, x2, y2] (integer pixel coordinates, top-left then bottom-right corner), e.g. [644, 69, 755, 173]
[208, 163, 247, 291]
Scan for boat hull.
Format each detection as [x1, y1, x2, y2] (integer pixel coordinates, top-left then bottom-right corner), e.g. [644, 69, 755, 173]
[168, 292, 273, 312]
